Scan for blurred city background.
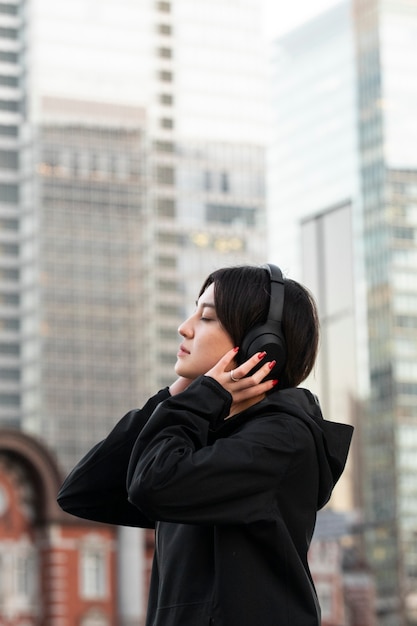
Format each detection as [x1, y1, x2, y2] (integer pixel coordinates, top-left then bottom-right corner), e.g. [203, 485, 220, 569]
[0, 0, 416, 624]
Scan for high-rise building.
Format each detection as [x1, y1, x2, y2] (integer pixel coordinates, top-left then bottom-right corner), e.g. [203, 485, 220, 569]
[0, 1, 21, 427]
[268, 1, 417, 624]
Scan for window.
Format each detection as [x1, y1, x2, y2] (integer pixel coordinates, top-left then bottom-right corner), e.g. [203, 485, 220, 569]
[0, 369, 20, 381]
[220, 172, 229, 193]
[156, 166, 175, 185]
[154, 140, 175, 153]
[0, 76, 18, 88]
[159, 70, 173, 82]
[0, 150, 18, 169]
[0, 394, 19, 406]
[157, 255, 176, 268]
[156, 197, 175, 217]
[0, 540, 37, 609]
[81, 549, 107, 599]
[0, 184, 18, 202]
[0, 4, 18, 14]
[157, 1, 171, 12]
[0, 100, 19, 112]
[0, 125, 17, 136]
[0, 27, 17, 39]
[160, 118, 174, 129]
[0, 51, 17, 63]
[158, 47, 172, 59]
[159, 93, 173, 105]
[157, 24, 172, 35]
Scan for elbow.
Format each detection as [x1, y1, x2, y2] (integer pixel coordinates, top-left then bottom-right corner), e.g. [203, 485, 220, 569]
[127, 477, 156, 517]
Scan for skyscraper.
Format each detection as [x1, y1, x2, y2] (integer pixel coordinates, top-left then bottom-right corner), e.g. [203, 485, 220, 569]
[0, 1, 20, 427]
[268, 1, 417, 624]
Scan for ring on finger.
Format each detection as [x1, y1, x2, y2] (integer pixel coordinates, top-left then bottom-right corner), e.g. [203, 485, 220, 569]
[230, 370, 240, 382]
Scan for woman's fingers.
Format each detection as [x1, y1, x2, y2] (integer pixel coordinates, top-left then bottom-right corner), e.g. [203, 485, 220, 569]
[205, 348, 278, 395]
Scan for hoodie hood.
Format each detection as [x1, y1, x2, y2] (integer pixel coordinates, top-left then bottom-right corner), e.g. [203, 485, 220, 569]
[222, 387, 354, 510]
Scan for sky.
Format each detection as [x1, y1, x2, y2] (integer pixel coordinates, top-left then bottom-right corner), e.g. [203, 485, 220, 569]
[262, 0, 342, 40]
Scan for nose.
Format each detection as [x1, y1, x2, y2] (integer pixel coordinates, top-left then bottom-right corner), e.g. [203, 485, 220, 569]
[178, 314, 194, 338]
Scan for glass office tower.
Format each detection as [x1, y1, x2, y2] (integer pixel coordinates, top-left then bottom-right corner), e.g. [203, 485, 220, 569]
[268, 1, 417, 623]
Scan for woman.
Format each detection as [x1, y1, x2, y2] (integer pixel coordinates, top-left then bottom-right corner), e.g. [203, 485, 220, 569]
[57, 264, 353, 626]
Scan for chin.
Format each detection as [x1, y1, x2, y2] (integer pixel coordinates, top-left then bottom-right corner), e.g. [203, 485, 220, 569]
[175, 363, 202, 380]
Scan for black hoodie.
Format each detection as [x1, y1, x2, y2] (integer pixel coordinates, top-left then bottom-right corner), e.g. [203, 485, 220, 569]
[58, 375, 353, 626]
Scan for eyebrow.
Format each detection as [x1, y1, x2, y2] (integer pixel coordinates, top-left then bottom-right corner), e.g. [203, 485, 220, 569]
[195, 301, 216, 309]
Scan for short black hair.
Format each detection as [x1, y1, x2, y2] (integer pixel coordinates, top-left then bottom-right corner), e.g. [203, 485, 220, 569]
[199, 265, 319, 388]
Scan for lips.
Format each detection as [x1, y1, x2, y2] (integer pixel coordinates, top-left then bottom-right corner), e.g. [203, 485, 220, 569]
[178, 344, 190, 356]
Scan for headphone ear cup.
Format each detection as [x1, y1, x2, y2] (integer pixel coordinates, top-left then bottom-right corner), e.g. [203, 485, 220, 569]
[238, 324, 286, 381]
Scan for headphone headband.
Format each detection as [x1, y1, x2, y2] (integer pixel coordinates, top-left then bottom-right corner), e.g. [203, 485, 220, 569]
[238, 263, 287, 382]
[262, 264, 285, 325]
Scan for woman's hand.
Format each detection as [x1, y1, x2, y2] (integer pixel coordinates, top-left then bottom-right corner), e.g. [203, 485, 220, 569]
[205, 347, 278, 417]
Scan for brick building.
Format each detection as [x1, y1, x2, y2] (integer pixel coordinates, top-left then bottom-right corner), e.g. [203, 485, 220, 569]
[0, 429, 118, 626]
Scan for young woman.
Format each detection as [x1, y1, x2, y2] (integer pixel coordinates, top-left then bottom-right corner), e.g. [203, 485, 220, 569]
[58, 264, 353, 626]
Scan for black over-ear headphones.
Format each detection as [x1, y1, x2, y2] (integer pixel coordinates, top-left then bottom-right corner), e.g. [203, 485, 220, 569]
[238, 264, 287, 381]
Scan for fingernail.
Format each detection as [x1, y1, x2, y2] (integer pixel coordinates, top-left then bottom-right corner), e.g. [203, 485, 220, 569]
[233, 346, 239, 353]
[258, 351, 267, 359]
[268, 360, 276, 370]
[272, 379, 279, 386]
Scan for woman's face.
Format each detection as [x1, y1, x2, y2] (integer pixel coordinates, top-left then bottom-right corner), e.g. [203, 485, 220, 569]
[175, 283, 234, 379]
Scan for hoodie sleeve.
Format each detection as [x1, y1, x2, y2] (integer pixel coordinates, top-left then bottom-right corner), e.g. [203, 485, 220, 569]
[126, 376, 320, 525]
[57, 387, 171, 527]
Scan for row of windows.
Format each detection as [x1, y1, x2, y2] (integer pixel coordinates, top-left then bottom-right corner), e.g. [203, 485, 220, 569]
[0, 543, 108, 604]
[0, 317, 19, 329]
[0, 292, 20, 306]
[154, 140, 175, 153]
[0, 342, 19, 355]
[40, 152, 142, 179]
[0, 124, 17, 137]
[0, 26, 17, 39]
[0, 243, 18, 256]
[396, 316, 417, 328]
[0, 100, 18, 113]
[0, 393, 19, 406]
[0, 3, 19, 15]
[0, 367, 19, 380]
[0, 50, 17, 63]
[398, 383, 417, 396]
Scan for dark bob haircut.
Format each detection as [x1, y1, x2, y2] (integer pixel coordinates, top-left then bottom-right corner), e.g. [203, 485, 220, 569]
[199, 265, 319, 389]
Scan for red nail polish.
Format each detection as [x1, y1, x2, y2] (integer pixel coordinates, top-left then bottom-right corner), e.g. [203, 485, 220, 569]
[268, 360, 277, 370]
[258, 351, 267, 359]
[233, 347, 239, 353]
[272, 379, 279, 386]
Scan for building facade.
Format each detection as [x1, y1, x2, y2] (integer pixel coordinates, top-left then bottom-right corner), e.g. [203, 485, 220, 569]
[0, 428, 119, 626]
[0, 0, 21, 428]
[268, 1, 417, 623]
